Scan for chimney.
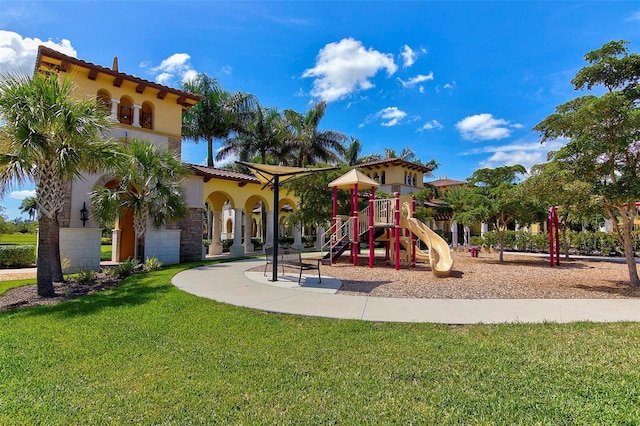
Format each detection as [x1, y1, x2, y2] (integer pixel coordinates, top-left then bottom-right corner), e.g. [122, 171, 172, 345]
[112, 56, 119, 72]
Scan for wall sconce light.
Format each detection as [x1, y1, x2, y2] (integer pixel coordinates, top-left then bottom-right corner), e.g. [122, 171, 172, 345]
[80, 202, 88, 227]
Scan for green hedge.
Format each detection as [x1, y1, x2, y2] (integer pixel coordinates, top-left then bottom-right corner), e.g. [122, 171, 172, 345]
[477, 230, 639, 257]
[0, 245, 35, 267]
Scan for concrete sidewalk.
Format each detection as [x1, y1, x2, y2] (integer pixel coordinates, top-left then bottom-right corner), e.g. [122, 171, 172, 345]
[172, 258, 640, 324]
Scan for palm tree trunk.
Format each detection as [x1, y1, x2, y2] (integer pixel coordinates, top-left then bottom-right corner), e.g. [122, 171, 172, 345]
[37, 215, 58, 296]
[207, 137, 214, 167]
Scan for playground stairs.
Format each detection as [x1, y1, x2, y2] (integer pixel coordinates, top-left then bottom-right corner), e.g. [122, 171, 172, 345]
[322, 240, 350, 265]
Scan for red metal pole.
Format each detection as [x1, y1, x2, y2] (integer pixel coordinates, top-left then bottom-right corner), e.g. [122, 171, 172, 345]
[553, 207, 560, 265]
[394, 192, 400, 270]
[547, 207, 553, 268]
[353, 184, 359, 266]
[369, 190, 375, 268]
[411, 195, 416, 267]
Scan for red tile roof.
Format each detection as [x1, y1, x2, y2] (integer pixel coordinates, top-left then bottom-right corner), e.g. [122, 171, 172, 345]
[357, 158, 435, 174]
[36, 45, 200, 108]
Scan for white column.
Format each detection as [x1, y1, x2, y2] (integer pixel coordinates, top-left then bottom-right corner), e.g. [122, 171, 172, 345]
[292, 225, 304, 251]
[110, 98, 120, 120]
[315, 226, 325, 251]
[209, 210, 223, 255]
[132, 104, 141, 127]
[463, 226, 470, 246]
[481, 222, 489, 237]
[230, 208, 245, 257]
[243, 211, 254, 253]
[450, 220, 458, 248]
[111, 229, 122, 262]
[266, 210, 274, 247]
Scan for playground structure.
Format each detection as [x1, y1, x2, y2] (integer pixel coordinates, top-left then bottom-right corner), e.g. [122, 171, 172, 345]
[320, 169, 453, 277]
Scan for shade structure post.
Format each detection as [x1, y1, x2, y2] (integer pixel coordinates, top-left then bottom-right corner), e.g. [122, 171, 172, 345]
[272, 175, 280, 282]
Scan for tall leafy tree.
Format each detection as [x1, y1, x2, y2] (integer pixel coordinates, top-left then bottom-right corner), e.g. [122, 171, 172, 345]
[217, 103, 284, 164]
[0, 73, 120, 296]
[522, 161, 600, 258]
[89, 139, 188, 261]
[182, 73, 255, 167]
[533, 40, 640, 286]
[446, 165, 530, 262]
[283, 101, 346, 167]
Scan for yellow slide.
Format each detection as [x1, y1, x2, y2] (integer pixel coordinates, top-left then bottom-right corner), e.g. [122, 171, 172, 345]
[401, 217, 453, 277]
[398, 237, 430, 262]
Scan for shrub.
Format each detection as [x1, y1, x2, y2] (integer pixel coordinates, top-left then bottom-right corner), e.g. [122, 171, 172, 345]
[101, 237, 112, 245]
[76, 269, 97, 285]
[222, 240, 233, 252]
[106, 258, 140, 279]
[0, 245, 34, 267]
[251, 238, 263, 250]
[144, 257, 163, 271]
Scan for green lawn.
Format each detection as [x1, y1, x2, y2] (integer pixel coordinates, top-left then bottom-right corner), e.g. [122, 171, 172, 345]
[0, 278, 36, 295]
[101, 244, 112, 261]
[1, 259, 639, 424]
[0, 233, 36, 245]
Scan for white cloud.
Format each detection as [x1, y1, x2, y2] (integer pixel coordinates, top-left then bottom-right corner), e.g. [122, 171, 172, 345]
[221, 65, 233, 75]
[9, 189, 36, 200]
[419, 86, 425, 93]
[444, 81, 456, 89]
[465, 139, 567, 172]
[302, 38, 397, 102]
[401, 44, 416, 68]
[625, 11, 640, 21]
[400, 45, 427, 68]
[398, 72, 434, 88]
[456, 113, 522, 141]
[375, 106, 407, 127]
[418, 120, 443, 131]
[0, 30, 76, 75]
[150, 52, 196, 85]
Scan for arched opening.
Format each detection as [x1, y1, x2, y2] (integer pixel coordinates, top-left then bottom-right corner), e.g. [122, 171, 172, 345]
[103, 179, 135, 261]
[119, 96, 134, 125]
[96, 89, 111, 115]
[140, 101, 154, 129]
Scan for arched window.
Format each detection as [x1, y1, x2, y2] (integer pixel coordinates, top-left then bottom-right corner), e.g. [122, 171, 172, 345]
[381, 171, 386, 184]
[96, 90, 111, 115]
[140, 101, 153, 129]
[118, 96, 133, 125]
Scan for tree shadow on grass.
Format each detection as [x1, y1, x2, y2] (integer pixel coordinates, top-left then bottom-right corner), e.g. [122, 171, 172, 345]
[24, 281, 175, 319]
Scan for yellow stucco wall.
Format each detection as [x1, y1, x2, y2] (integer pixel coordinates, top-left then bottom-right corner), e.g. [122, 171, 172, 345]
[39, 55, 186, 139]
[203, 178, 298, 212]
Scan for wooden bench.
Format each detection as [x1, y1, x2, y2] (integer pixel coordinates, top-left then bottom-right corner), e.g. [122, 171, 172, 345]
[264, 246, 321, 285]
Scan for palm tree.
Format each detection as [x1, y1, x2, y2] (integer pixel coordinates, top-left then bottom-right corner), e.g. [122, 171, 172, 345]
[19, 196, 37, 222]
[383, 146, 415, 160]
[181, 73, 255, 167]
[89, 139, 188, 261]
[283, 101, 347, 167]
[342, 137, 382, 165]
[217, 103, 284, 165]
[0, 73, 121, 297]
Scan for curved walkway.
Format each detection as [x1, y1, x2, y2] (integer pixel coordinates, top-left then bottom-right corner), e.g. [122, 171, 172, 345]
[172, 258, 640, 324]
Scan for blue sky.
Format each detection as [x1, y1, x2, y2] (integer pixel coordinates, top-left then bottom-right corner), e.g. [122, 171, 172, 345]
[0, 1, 639, 219]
